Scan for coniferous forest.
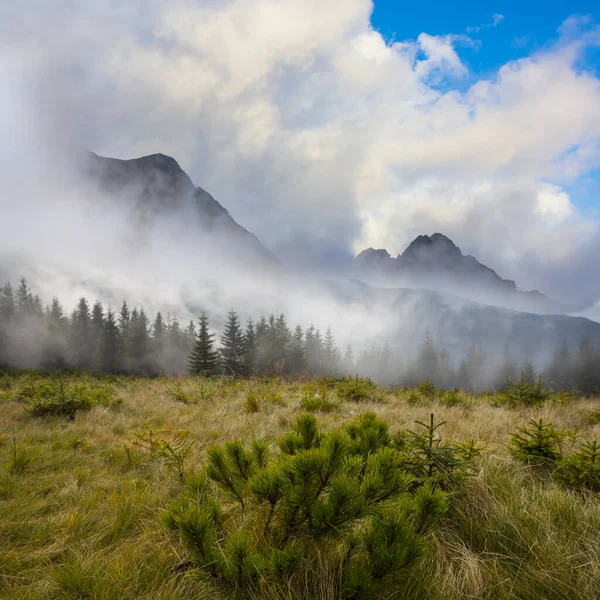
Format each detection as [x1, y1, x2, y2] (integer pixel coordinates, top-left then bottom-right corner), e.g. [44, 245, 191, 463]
[2, 278, 600, 394]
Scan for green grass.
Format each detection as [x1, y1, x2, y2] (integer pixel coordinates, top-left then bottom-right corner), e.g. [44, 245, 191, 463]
[1, 373, 600, 599]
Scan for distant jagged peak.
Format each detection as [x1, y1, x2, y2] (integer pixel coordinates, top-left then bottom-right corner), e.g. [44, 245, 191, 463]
[124, 152, 186, 175]
[400, 232, 462, 263]
[352, 232, 562, 313]
[355, 248, 393, 265]
[88, 151, 190, 182]
[82, 150, 280, 268]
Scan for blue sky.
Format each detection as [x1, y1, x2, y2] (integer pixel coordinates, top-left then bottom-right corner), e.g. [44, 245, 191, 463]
[371, 0, 600, 74]
[372, 0, 600, 214]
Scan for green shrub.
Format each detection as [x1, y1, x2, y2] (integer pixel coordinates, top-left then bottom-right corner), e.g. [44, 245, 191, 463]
[502, 375, 551, 407]
[335, 376, 380, 403]
[584, 409, 600, 426]
[264, 390, 285, 407]
[416, 381, 436, 398]
[438, 389, 468, 407]
[244, 389, 260, 413]
[5, 431, 36, 475]
[165, 412, 478, 599]
[401, 414, 477, 489]
[454, 439, 486, 461]
[299, 382, 339, 412]
[405, 389, 427, 406]
[18, 379, 117, 418]
[555, 440, 600, 491]
[169, 382, 196, 404]
[128, 425, 195, 481]
[508, 419, 574, 466]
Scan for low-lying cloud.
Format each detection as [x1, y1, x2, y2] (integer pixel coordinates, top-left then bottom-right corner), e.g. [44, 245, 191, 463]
[1, 1, 600, 314]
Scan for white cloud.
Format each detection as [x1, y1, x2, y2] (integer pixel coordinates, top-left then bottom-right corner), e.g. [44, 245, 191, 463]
[2, 1, 600, 307]
[467, 13, 505, 33]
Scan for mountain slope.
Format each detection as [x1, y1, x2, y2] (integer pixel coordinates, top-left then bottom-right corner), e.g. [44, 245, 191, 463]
[85, 152, 279, 269]
[325, 278, 599, 363]
[355, 233, 561, 314]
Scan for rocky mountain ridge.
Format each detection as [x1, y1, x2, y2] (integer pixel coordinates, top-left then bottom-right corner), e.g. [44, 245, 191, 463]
[85, 152, 279, 269]
[355, 233, 560, 314]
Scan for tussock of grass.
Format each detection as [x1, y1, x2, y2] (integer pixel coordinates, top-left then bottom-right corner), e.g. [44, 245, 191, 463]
[1, 372, 600, 599]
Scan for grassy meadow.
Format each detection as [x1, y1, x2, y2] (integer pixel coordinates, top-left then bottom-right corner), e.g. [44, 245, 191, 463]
[1, 372, 600, 599]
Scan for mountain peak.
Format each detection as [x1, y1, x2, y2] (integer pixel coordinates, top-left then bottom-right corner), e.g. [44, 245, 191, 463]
[355, 248, 393, 266]
[83, 150, 280, 269]
[129, 153, 185, 175]
[400, 233, 462, 263]
[353, 232, 559, 313]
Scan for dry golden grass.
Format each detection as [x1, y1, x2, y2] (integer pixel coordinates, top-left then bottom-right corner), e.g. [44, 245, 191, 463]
[1, 374, 600, 599]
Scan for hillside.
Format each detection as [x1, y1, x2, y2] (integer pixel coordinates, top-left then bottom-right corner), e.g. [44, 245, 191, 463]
[85, 152, 280, 269]
[326, 279, 600, 364]
[2, 373, 600, 599]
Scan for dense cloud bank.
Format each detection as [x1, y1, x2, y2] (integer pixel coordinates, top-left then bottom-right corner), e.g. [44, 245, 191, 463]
[2, 2, 600, 310]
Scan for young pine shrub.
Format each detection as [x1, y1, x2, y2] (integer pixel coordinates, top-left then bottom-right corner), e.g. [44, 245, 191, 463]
[244, 389, 261, 413]
[508, 419, 574, 467]
[165, 413, 456, 599]
[21, 379, 117, 419]
[501, 374, 551, 408]
[583, 409, 600, 426]
[438, 388, 469, 407]
[416, 381, 437, 399]
[335, 376, 381, 403]
[454, 439, 486, 462]
[404, 388, 428, 407]
[555, 440, 600, 491]
[401, 414, 477, 490]
[6, 430, 36, 475]
[169, 382, 196, 404]
[157, 439, 195, 482]
[299, 382, 339, 413]
[128, 425, 195, 482]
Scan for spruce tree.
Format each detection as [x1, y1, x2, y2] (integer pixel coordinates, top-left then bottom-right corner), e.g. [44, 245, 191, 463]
[129, 308, 151, 374]
[574, 339, 599, 395]
[273, 313, 292, 372]
[417, 328, 438, 384]
[548, 341, 572, 391]
[290, 325, 306, 374]
[438, 348, 451, 388]
[189, 313, 220, 376]
[323, 327, 338, 375]
[521, 359, 536, 385]
[15, 278, 32, 315]
[42, 297, 69, 369]
[164, 316, 191, 375]
[466, 342, 485, 393]
[254, 316, 269, 373]
[99, 309, 121, 373]
[343, 345, 355, 373]
[0, 283, 15, 319]
[0, 283, 15, 367]
[496, 344, 518, 389]
[91, 300, 104, 367]
[242, 318, 256, 374]
[70, 297, 94, 370]
[220, 310, 245, 376]
[152, 312, 166, 371]
[378, 341, 393, 384]
[118, 301, 131, 370]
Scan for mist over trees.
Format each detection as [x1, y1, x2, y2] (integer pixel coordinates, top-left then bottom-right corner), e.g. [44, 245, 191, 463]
[2, 278, 600, 394]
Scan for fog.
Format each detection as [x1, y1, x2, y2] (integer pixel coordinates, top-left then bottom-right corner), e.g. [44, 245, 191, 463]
[2, 1, 600, 384]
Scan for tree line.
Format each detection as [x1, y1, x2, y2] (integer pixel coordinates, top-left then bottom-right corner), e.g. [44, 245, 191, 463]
[2, 278, 600, 393]
[0, 279, 347, 377]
